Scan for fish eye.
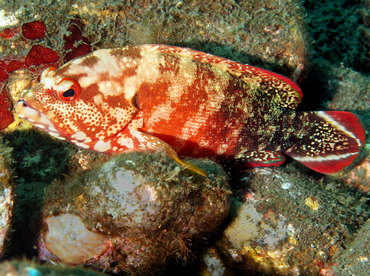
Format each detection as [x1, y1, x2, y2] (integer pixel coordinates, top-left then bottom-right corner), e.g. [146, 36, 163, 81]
[57, 78, 81, 101]
[62, 89, 75, 98]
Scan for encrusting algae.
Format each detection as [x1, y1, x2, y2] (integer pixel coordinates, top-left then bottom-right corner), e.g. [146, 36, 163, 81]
[38, 152, 230, 275]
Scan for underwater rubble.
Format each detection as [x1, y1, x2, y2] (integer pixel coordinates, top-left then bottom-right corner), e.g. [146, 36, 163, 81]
[37, 152, 230, 274]
[211, 167, 369, 275]
[0, 0, 369, 275]
[0, 141, 13, 259]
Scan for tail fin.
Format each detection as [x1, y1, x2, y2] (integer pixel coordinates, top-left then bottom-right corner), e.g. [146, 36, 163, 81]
[283, 111, 366, 174]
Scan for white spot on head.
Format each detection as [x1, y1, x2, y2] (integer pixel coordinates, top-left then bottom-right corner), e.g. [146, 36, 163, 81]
[98, 81, 118, 96]
[93, 51, 122, 75]
[67, 50, 123, 89]
[40, 70, 63, 89]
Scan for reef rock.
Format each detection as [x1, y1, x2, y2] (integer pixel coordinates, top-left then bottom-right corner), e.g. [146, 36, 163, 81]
[0, 140, 14, 258]
[38, 152, 230, 275]
[0, 260, 106, 276]
[213, 167, 369, 275]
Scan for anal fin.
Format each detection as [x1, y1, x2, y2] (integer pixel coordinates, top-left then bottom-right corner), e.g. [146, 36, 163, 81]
[233, 150, 286, 168]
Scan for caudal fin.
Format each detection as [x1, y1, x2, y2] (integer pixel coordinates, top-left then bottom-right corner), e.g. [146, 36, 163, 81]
[283, 111, 366, 174]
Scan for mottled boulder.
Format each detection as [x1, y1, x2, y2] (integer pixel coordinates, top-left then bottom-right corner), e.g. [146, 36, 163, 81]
[38, 152, 230, 275]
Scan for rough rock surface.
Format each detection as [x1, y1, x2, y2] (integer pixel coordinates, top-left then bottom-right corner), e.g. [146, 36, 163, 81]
[38, 152, 230, 275]
[0, 139, 13, 258]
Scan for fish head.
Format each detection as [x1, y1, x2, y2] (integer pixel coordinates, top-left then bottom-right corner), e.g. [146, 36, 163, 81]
[16, 61, 138, 152]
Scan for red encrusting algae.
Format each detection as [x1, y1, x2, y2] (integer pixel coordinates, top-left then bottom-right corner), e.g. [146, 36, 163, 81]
[63, 20, 91, 61]
[0, 90, 14, 129]
[25, 45, 60, 67]
[0, 27, 19, 39]
[0, 19, 91, 130]
[21, 21, 47, 40]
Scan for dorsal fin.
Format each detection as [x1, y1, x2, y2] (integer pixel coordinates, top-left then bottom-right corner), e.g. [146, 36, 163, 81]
[149, 44, 303, 110]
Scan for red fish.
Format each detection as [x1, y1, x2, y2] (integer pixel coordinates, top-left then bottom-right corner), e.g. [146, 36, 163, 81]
[16, 44, 365, 174]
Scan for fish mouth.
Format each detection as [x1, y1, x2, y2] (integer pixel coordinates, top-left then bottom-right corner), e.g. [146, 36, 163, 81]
[15, 99, 65, 140]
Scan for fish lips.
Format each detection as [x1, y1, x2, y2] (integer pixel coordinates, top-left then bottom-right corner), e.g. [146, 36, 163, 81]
[15, 97, 63, 140]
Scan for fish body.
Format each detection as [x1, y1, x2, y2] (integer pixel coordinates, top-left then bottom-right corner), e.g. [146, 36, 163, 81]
[16, 44, 365, 174]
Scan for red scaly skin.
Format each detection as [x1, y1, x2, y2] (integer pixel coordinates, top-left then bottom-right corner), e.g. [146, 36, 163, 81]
[15, 45, 366, 175]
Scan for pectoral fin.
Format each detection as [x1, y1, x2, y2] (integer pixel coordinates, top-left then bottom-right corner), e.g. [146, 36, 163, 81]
[130, 128, 207, 176]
